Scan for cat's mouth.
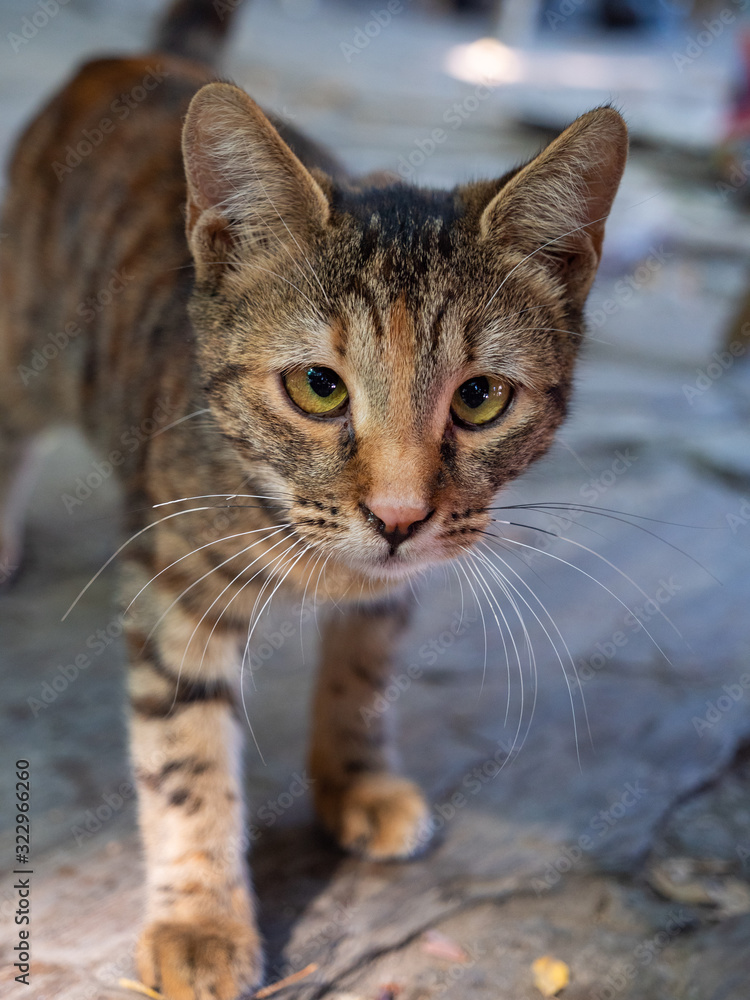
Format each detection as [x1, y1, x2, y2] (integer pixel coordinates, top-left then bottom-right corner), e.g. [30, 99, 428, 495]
[357, 528, 458, 581]
[364, 507, 486, 581]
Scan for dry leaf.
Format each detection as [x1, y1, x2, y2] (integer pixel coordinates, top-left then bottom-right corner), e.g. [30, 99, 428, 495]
[119, 965, 319, 1000]
[648, 858, 715, 905]
[648, 858, 750, 916]
[253, 962, 318, 997]
[532, 955, 570, 997]
[704, 877, 750, 917]
[421, 930, 469, 963]
[118, 980, 164, 1000]
[374, 985, 402, 1000]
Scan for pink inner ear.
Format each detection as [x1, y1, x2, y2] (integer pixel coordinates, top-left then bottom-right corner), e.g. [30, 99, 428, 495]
[182, 82, 330, 248]
[183, 112, 238, 221]
[479, 108, 627, 260]
[186, 150, 225, 215]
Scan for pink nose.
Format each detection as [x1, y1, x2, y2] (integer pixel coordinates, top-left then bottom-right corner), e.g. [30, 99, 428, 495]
[364, 498, 433, 545]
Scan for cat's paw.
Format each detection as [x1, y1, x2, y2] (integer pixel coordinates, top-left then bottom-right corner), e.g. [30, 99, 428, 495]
[315, 772, 432, 860]
[136, 917, 263, 1000]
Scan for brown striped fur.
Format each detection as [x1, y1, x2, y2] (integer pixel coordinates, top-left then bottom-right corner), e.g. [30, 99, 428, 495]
[0, 1, 627, 995]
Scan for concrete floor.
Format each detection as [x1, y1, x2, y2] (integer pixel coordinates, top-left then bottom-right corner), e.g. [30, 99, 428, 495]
[1, 1, 750, 998]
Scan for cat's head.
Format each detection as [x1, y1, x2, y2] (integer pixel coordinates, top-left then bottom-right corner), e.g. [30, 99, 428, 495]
[181, 84, 627, 583]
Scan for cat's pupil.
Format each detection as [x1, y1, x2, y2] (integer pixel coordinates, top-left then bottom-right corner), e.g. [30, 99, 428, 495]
[460, 377, 489, 410]
[308, 367, 339, 398]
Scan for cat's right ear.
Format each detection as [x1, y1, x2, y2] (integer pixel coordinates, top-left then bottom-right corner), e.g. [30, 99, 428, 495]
[182, 82, 329, 282]
[478, 107, 628, 308]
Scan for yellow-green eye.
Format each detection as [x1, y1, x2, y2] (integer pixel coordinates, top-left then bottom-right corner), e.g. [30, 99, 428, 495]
[451, 375, 513, 427]
[283, 365, 349, 416]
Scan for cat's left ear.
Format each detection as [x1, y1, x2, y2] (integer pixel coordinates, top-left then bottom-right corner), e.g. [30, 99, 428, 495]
[182, 82, 329, 282]
[479, 107, 627, 306]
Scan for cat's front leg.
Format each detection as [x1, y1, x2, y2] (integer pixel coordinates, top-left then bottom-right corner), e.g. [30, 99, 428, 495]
[309, 597, 432, 860]
[125, 584, 262, 999]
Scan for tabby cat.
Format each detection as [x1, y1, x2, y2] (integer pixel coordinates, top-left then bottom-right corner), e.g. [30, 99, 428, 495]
[0, 0, 627, 995]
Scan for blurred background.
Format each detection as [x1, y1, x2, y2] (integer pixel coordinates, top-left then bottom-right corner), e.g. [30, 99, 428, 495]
[1, 1, 750, 998]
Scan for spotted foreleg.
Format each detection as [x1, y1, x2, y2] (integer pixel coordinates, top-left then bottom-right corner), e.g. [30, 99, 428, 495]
[309, 597, 431, 860]
[125, 580, 262, 999]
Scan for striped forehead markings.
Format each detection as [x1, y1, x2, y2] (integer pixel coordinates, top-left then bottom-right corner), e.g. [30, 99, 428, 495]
[430, 303, 447, 355]
[348, 277, 384, 340]
[387, 294, 412, 347]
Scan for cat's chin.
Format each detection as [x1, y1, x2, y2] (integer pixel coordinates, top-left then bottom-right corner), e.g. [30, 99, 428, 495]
[350, 549, 445, 584]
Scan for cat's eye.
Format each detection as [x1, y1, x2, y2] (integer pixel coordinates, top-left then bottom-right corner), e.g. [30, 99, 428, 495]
[283, 365, 349, 416]
[451, 375, 513, 427]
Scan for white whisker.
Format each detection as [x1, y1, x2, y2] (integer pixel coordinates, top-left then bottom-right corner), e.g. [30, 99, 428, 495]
[62, 505, 227, 621]
[312, 551, 335, 636]
[123, 523, 288, 615]
[243, 151, 333, 309]
[149, 408, 213, 438]
[234, 260, 326, 318]
[298, 545, 326, 664]
[487, 526, 678, 661]
[147, 526, 292, 654]
[464, 552, 530, 751]
[188, 536, 305, 766]
[152, 492, 292, 508]
[188, 534, 300, 677]
[483, 210, 617, 315]
[476, 543, 590, 764]
[240, 540, 310, 692]
[454, 561, 489, 697]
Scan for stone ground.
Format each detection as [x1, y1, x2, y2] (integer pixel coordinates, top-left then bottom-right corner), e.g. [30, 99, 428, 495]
[1, 1, 750, 998]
